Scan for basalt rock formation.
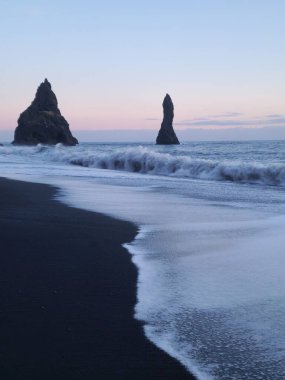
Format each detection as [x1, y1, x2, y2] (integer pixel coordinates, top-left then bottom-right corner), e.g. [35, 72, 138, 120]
[12, 79, 78, 146]
[156, 94, 180, 145]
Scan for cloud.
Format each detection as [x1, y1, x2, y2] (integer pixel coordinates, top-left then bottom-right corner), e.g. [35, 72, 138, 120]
[175, 113, 285, 128]
[209, 112, 244, 118]
[266, 117, 285, 124]
[265, 114, 283, 118]
[176, 119, 249, 127]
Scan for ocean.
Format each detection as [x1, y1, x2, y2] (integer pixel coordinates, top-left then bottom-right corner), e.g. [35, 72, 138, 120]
[1, 140, 285, 379]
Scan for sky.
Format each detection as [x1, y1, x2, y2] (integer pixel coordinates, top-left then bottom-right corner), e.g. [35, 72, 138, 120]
[0, 0, 284, 141]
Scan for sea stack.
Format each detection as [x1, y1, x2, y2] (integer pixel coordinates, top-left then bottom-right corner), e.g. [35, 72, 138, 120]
[156, 94, 180, 145]
[12, 79, 78, 146]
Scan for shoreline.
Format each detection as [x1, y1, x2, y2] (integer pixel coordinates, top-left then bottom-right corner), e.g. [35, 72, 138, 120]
[0, 177, 194, 379]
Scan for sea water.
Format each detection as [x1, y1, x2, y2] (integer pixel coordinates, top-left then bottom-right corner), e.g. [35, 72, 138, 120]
[0, 141, 285, 379]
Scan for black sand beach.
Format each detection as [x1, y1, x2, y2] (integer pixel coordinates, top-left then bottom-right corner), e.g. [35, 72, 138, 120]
[0, 178, 194, 379]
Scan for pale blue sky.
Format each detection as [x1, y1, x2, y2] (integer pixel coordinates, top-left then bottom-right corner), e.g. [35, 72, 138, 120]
[0, 0, 284, 137]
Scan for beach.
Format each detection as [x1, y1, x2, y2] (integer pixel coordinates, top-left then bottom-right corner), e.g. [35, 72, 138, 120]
[0, 177, 193, 380]
[0, 141, 284, 379]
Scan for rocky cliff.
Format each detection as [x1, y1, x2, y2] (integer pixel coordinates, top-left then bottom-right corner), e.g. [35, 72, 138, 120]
[156, 94, 180, 145]
[12, 79, 78, 146]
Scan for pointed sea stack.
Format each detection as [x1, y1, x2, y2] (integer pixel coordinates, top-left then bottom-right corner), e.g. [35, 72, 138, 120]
[156, 94, 180, 145]
[12, 79, 78, 146]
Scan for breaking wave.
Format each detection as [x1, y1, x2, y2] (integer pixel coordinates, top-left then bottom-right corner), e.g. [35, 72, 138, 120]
[1, 144, 285, 186]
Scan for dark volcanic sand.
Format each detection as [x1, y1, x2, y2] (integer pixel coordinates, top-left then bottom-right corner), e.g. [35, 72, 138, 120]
[0, 178, 194, 379]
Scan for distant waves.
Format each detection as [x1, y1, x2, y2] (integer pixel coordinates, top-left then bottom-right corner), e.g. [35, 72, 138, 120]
[1, 143, 285, 186]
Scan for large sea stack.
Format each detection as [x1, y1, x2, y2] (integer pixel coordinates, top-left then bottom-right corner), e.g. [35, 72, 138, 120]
[156, 94, 180, 145]
[12, 79, 78, 146]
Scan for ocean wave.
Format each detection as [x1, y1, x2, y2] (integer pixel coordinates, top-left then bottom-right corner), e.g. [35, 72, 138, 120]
[1, 144, 285, 186]
[62, 146, 285, 186]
